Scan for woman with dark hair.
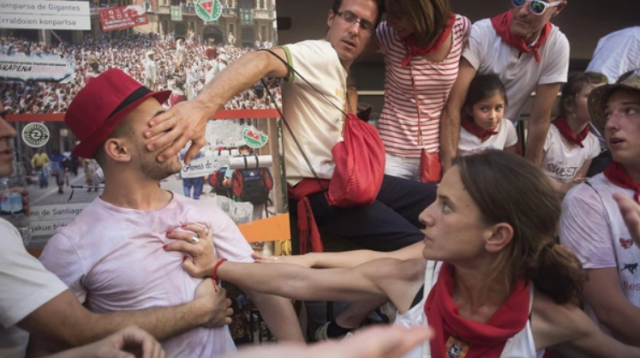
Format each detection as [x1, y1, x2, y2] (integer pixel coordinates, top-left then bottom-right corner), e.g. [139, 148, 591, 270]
[176, 150, 640, 357]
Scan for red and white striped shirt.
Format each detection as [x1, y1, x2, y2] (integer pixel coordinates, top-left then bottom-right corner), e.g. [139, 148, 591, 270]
[377, 15, 470, 157]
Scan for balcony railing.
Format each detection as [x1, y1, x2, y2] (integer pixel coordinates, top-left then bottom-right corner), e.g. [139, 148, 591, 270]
[222, 7, 238, 17]
[253, 8, 275, 20]
[181, 5, 195, 14]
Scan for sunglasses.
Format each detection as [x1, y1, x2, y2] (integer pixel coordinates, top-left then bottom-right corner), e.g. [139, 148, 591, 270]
[512, 0, 563, 15]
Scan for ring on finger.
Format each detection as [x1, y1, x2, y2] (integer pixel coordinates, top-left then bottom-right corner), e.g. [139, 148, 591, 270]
[190, 235, 200, 244]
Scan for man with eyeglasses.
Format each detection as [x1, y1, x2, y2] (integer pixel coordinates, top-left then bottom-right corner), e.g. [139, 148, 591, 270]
[441, 0, 569, 170]
[141, 0, 437, 254]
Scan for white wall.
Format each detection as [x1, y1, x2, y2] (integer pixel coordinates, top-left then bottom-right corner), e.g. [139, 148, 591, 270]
[275, 0, 640, 60]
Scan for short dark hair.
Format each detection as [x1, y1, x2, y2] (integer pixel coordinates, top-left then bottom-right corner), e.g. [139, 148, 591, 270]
[464, 74, 508, 109]
[331, 0, 384, 31]
[559, 72, 608, 117]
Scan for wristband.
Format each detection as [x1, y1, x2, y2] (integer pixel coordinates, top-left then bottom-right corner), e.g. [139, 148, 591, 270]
[211, 258, 227, 282]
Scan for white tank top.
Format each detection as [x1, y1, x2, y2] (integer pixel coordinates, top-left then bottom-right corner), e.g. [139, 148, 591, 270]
[394, 261, 544, 358]
[585, 174, 640, 315]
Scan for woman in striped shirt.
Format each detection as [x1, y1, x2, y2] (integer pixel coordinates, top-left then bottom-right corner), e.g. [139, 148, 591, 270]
[357, 0, 470, 181]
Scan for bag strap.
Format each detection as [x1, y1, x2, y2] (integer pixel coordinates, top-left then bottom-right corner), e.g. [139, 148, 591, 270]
[259, 48, 344, 191]
[409, 66, 425, 148]
[261, 49, 349, 116]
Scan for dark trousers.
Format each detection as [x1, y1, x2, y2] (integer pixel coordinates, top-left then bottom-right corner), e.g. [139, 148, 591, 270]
[291, 175, 437, 253]
[183, 177, 205, 200]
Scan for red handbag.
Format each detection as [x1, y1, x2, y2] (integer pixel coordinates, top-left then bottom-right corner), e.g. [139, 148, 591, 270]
[262, 49, 385, 207]
[328, 112, 386, 207]
[411, 68, 442, 184]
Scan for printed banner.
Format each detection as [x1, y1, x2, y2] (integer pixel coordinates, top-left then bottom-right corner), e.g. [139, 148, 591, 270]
[0, 54, 75, 82]
[0, 0, 90, 30]
[170, 6, 182, 21]
[98, 5, 148, 32]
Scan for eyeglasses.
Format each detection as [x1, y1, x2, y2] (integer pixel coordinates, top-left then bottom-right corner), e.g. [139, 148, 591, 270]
[512, 0, 563, 15]
[335, 11, 374, 33]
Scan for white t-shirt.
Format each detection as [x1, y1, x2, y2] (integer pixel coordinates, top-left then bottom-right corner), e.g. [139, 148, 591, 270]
[560, 174, 640, 332]
[0, 219, 67, 358]
[462, 19, 570, 121]
[586, 27, 640, 84]
[541, 125, 600, 183]
[281, 40, 348, 186]
[39, 193, 254, 358]
[458, 118, 518, 156]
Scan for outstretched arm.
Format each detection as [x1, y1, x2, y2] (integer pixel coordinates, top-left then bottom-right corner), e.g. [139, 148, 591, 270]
[145, 48, 289, 164]
[253, 241, 424, 268]
[217, 259, 391, 303]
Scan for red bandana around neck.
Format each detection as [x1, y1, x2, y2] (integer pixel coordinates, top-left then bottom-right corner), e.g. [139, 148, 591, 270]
[401, 13, 456, 68]
[604, 161, 640, 203]
[461, 116, 499, 143]
[424, 263, 530, 358]
[552, 116, 590, 148]
[490, 9, 552, 63]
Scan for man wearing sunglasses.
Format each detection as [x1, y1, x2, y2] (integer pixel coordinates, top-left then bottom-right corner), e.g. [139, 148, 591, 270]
[441, 0, 569, 170]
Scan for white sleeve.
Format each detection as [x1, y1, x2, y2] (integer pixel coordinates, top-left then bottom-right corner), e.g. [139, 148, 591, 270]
[461, 20, 491, 70]
[0, 220, 67, 328]
[559, 185, 617, 269]
[504, 120, 518, 147]
[39, 233, 88, 303]
[543, 125, 554, 152]
[587, 135, 601, 159]
[538, 30, 570, 85]
[283, 40, 342, 84]
[208, 206, 255, 264]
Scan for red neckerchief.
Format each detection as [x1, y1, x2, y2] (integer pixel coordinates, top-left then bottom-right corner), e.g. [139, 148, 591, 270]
[401, 13, 456, 68]
[490, 9, 552, 63]
[424, 262, 530, 358]
[287, 179, 329, 254]
[552, 116, 589, 148]
[604, 161, 640, 203]
[461, 116, 499, 143]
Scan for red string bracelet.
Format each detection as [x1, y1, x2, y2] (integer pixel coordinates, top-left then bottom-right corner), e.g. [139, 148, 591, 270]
[211, 258, 227, 291]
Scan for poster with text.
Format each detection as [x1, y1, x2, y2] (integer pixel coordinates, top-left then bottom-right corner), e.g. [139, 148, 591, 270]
[1, 0, 288, 257]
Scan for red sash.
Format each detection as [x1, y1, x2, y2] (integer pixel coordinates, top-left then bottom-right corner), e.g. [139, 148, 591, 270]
[424, 263, 530, 358]
[461, 116, 499, 143]
[604, 161, 640, 203]
[401, 13, 456, 68]
[552, 116, 589, 148]
[490, 9, 552, 63]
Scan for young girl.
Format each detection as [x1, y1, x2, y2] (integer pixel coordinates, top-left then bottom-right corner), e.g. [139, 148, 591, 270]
[457, 75, 518, 156]
[182, 151, 640, 358]
[541, 72, 607, 195]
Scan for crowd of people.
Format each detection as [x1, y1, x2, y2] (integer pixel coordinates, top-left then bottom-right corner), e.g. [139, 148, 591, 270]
[0, 33, 282, 116]
[2, 0, 640, 358]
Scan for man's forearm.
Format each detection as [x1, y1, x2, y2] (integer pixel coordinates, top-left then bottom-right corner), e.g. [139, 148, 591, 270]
[524, 115, 550, 166]
[89, 300, 208, 343]
[195, 50, 281, 114]
[440, 108, 461, 172]
[21, 290, 210, 348]
[247, 291, 305, 342]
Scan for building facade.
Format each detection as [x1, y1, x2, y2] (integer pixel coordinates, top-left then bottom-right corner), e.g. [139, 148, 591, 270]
[142, 0, 277, 46]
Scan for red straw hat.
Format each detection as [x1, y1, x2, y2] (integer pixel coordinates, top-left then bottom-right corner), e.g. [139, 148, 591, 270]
[66, 68, 171, 158]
